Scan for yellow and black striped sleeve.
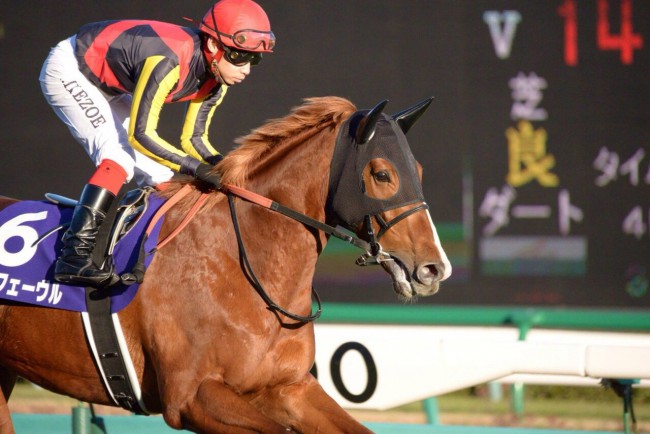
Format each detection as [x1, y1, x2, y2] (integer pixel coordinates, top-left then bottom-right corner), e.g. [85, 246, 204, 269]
[128, 55, 201, 175]
[180, 86, 228, 165]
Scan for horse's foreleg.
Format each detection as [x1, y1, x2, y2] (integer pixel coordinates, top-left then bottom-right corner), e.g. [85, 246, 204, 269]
[259, 377, 373, 434]
[165, 378, 290, 434]
[0, 367, 17, 434]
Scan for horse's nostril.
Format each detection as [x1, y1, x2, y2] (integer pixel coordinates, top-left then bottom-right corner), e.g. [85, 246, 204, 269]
[416, 263, 440, 285]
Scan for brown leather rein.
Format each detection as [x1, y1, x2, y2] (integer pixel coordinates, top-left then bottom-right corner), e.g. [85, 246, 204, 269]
[144, 183, 426, 323]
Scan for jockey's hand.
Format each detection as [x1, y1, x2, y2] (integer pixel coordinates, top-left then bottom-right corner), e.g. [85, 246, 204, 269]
[195, 163, 222, 189]
[205, 154, 224, 165]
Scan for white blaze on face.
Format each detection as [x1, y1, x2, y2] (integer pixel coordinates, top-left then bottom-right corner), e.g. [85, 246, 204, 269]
[425, 209, 452, 281]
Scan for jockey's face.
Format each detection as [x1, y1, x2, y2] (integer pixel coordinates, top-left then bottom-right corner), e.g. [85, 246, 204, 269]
[216, 55, 251, 86]
[205, 36, 252, 86]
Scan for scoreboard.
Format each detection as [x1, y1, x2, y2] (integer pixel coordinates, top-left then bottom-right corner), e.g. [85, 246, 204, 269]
[312, 1, 650, 309]
[460, 0, 649, 309]
[462, 0, 650, 308]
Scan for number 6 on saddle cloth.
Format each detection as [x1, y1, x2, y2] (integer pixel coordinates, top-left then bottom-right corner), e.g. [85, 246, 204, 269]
[0, 187, 163, 313]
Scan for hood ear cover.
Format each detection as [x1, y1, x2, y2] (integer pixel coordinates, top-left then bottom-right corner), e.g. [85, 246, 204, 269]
[354, 100, 389, 144]
[392, 97, 434, 134]
[352, 97, 434, 144]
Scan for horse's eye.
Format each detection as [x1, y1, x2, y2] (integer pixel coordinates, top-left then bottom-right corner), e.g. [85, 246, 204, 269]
[373, 170, 390, 183]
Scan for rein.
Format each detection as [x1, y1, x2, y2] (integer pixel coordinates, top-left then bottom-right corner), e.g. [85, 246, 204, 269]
[225, 183, 386, 323]
[144, 183, 427, 324]
[223, 183, 376, 323]
[224, 185, 372, 251]
[227, 193, 322, 323]
[222, 184, 429, 322]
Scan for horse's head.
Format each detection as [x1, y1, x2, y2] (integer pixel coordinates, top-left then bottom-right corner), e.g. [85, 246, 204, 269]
[327, 98, 452, 299]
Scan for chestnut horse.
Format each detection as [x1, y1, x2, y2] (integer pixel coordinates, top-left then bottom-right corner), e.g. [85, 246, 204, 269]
[0, 96, 451, 433]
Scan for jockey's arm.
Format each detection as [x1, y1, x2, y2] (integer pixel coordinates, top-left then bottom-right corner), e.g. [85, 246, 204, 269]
[127, 55, 202, 176]
[180, 87, 228, 166]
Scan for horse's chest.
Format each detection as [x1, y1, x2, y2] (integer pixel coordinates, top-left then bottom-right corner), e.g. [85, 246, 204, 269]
[228, 329, 314, 390]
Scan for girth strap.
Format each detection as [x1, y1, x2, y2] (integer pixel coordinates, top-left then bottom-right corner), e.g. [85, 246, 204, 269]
[83, 292, 147, 414]
[83, 191, 147, 414]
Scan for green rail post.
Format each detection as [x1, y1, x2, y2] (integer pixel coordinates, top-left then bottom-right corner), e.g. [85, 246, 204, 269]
[488, 382, 503, 402]
[71, 402, 107, 434]
[71, 402, 90, 434]
[508, 309, 543, 419]
[602, 379, 640, 434]
[623, 385, 632, 434]
[422, 397, 440, 425]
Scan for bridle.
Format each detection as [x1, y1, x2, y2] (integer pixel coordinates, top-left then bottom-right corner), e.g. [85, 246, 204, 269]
[356, 202, 430, 266]
[223, 184, 430, 323]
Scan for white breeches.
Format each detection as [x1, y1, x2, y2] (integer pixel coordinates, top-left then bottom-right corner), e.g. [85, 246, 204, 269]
[39, 36, 174, 187]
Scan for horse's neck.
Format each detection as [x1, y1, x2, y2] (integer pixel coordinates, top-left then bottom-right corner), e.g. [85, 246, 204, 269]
[248, 127, 336, 220]
[219, 127, 337, 309]
[237, 126, 337, 267]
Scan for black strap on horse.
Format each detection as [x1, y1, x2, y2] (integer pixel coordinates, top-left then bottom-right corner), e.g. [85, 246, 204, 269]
[224, 184, 372, 251]
[84, 196, 147, 415]
[223, 184, 428, 322]
[227, 193, 322, 323]
[357, 203, 430, 263]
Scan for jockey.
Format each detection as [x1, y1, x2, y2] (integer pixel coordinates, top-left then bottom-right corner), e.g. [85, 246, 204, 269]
[39, 0, 275, 287]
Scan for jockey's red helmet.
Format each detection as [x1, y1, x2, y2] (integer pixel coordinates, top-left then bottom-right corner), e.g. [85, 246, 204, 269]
[200, 0, 275, 53]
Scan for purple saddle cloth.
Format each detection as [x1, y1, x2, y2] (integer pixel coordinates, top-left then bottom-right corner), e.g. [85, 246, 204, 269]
[0, 194, 165, 313]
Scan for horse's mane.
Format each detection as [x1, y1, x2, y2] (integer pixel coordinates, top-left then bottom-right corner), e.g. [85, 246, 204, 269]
[220, 96, 356, 186]
[158, 96, 356, 207]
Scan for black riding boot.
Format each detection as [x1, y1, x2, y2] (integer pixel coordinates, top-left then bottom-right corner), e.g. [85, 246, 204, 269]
[55, 184, 117, 287]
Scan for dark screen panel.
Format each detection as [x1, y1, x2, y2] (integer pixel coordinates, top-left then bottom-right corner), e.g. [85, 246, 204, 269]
[0, 1, 648, 308]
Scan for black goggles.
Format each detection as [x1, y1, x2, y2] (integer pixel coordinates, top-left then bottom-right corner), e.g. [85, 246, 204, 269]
[221, 44, 263, 66]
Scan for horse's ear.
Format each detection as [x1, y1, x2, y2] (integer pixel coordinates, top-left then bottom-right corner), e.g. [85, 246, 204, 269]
[355, 99, 389, 144]
[392, 97, 434, 134]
